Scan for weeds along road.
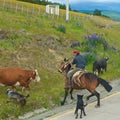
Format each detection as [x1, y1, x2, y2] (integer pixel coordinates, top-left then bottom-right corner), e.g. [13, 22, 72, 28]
[26, 79, 120, 120]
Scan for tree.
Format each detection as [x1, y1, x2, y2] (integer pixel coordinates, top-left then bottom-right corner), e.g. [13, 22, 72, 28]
[93, 9, 101, 16]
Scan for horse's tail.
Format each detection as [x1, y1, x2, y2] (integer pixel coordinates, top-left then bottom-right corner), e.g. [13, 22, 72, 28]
[98, 78, 112, 92]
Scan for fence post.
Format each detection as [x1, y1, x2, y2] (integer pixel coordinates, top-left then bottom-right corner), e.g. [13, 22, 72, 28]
[27, 7, 29, 16]
[32, 5, 34, 15]
[10, 0, 12, 10]
[3, 0, 6, 9]
[21, 5, 23, 13]
[38, 7, 40, 16]
[16, 2, 18, 12]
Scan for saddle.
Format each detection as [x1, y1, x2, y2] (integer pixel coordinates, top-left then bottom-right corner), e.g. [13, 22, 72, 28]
[72, 70, 86, 87]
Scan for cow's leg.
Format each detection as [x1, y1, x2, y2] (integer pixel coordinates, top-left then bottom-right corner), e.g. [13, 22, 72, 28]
[20, 81, 30, 95]
[12, 86, 17, 92]
[98, 68, 101, 75]
[101, 68, 103, 74]
[105, 66, 107, 72]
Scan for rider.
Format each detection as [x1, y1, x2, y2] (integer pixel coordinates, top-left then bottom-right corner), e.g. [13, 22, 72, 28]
[67, 50, 86, 88]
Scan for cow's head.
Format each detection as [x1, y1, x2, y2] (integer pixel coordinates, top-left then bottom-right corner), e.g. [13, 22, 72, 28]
[31, 69, 40, 82]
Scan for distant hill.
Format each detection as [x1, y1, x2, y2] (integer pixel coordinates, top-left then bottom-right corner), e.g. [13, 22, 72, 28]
[71, 2, 120, 13]
[102, 10, 120, 21]
[78, 10, 120, 21]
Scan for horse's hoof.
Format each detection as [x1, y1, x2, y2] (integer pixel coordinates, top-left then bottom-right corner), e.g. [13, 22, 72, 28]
[95, 105, 100, 108]
[71, 97, 74, 100]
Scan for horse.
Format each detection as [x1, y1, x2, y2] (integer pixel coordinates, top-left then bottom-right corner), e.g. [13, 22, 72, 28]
[58, 59, 112, 107]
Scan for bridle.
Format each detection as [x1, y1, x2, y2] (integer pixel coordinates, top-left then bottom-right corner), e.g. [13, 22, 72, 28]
[58, 61, 71, 73]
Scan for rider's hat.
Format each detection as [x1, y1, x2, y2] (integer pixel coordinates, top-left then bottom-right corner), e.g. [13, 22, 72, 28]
[73, 50, 80, 54]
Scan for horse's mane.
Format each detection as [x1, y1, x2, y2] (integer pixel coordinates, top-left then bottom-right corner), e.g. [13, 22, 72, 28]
[66, 63, 72, 72]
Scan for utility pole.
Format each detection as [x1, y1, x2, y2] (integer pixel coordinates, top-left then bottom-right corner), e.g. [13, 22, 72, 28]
[66, 0, 69, 22]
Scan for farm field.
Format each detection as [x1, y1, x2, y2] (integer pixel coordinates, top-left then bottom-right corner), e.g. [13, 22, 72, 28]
[0, 0, 120, 119]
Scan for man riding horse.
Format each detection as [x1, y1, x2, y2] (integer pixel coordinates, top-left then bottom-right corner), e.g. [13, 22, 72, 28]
[67, 50, 86, 88]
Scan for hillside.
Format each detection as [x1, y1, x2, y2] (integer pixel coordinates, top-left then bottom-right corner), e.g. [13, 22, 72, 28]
[79, 10, 120, 21]
[102, 10, 120, 21]
[0, 0, 120, 119]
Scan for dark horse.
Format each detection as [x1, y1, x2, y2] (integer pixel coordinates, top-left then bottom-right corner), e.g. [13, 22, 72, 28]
[58, 59, 112, 107]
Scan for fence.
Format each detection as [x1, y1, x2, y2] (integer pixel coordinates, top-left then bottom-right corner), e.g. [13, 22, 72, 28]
[0, 0, 46, 16]
[0, 0, 84, 22]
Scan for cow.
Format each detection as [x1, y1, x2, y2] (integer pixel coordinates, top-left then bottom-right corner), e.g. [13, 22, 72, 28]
[93, 57, 109, 75]
[0, 68, 40, 91]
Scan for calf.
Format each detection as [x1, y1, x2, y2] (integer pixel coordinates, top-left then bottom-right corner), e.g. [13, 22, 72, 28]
[93, 57, 109, 75]
[0, 68, 40, 90]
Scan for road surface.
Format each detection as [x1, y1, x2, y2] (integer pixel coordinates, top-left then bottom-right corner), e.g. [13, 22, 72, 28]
[45, 91, 120, 120]
[24, 79, 120, 120]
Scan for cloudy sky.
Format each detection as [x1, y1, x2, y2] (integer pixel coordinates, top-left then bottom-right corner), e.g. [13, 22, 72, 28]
[48, 0, 120, 11]
[48, 0, 120, 4]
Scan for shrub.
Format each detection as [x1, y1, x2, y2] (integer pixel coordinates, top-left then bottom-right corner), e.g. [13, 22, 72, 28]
[56, 25, 66, 33]
[84, 33, 106, 50]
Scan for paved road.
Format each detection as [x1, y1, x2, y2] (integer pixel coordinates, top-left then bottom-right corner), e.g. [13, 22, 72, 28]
[45, 91, 120, 120]
[24, 79, 120, 120]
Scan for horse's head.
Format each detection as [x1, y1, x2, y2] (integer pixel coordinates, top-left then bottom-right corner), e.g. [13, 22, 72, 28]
[58, 58, 71, 73]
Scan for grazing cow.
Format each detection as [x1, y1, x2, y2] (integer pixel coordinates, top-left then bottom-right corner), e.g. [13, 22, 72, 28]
[93, 57, 109, 75]
[0, 68, 40, 90]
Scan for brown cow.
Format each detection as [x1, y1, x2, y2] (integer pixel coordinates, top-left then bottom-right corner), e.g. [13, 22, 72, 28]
[0, 68, 40, 91]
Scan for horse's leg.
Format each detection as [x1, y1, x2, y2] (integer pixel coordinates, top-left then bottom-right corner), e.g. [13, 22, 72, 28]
[86, 91, 100, 107]
[94, 91, 100, 107]
[70, 88, 74, 100]
[61, 88, 69, 105]
[86, 93, 94, 100]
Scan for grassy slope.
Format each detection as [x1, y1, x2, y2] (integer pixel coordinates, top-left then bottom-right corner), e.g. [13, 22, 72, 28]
[0, 0, 120, 119]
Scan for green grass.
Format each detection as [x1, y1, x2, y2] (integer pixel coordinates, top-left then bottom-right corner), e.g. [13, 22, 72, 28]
[0, 1, 120, 119]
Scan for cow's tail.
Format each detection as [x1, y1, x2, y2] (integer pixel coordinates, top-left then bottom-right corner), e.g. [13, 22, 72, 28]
[98, 78, 112, 92]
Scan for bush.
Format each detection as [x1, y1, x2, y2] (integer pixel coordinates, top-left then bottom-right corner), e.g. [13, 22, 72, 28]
[83, 33, 106, 51]
[56, 25, 66, 33]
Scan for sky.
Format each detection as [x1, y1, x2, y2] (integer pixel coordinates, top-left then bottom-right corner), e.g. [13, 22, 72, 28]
[48, 0, 120, 4]
[48, 0, 120, 11]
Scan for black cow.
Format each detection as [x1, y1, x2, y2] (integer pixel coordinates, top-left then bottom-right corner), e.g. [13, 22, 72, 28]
[93, 57, 109, 75]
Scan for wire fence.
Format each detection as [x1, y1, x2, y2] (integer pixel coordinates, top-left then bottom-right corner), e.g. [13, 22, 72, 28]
[0, 0, 84, 22]
[0, 0, 46, 16]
